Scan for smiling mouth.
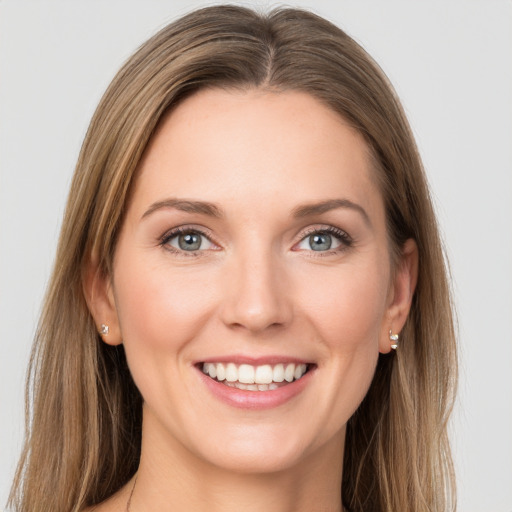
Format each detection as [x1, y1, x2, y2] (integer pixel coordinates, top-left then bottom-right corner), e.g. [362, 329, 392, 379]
[200, 362, 311, 391]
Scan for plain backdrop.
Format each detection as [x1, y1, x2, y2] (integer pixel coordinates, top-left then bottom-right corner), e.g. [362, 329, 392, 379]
[1, 1, 511, 510]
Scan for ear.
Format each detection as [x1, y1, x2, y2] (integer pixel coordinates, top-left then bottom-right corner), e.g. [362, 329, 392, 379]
[83, 258, 123, 346]
[379, 239, 418, 354]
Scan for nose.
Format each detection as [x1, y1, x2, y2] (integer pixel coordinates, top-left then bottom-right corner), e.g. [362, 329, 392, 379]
[219, 247, 293, 334]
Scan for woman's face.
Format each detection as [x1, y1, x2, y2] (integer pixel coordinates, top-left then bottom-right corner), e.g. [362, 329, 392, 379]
[96, 89, 414, 474]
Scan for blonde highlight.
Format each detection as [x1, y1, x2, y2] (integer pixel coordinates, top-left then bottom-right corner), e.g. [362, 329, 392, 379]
[9, 6, 457, 512]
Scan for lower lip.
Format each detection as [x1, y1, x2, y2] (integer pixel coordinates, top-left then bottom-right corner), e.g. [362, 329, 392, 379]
[197, 367, 314, 410]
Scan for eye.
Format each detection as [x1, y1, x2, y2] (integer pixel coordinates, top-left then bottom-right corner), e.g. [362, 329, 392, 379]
[295, 227, 351, 253]
[298, 232, 340, 251]
[162, 228, 215, 253]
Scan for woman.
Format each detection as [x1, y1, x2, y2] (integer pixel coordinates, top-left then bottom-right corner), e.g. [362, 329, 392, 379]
[9, 5, 457, 512]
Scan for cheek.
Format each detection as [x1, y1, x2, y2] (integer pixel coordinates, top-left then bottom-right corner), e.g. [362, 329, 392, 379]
[301, 262, 388, 426]
[301, 261, 390, 351]
[112, 255, 216, 372]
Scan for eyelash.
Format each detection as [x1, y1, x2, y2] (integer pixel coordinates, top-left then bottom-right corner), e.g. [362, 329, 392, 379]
[160, 226, 215, 257]
[159, 225, 353, 257]
[297, 226, 353, 256]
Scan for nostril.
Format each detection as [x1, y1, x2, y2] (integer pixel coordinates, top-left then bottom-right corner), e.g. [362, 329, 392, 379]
[218, 267, 293, 333]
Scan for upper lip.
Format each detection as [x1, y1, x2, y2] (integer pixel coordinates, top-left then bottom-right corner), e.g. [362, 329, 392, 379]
[197, 355, 313, 366]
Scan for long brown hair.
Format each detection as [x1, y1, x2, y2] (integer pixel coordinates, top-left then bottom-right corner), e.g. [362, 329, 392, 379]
[9, 5, 457, 511]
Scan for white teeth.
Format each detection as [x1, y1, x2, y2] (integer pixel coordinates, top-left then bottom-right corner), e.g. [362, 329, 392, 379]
[284, 363, 295, 382]
[238, 364, 255, 384]
[255, 365, 273, 384]
[225, 363, 238, 382]
[216, 363, 226, 381]
[273, 364, 285, 382]
[201, 361, 309, 390]
[294, 364, 307, 380]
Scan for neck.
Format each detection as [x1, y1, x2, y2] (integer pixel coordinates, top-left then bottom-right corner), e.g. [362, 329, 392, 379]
[129, 412, 345, 512]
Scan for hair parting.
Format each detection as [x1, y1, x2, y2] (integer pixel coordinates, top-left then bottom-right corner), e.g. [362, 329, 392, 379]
[9, 6, 456, 512]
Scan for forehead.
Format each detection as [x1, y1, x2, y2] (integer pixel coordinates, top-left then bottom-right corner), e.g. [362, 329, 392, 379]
[130, 88, 382, 219]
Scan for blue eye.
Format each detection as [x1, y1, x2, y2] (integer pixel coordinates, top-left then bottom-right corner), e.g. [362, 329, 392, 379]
[308, 233, 335, 251]
[163, 229, 214, 252]
[296, 227, 351, 253]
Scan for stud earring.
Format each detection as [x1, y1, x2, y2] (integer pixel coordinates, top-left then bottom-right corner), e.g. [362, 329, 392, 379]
[389, 330, 399, 350]
[100, 324, 109, 335]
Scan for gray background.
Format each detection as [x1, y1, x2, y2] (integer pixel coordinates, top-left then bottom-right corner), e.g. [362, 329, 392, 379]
[1, 1, 511, 510]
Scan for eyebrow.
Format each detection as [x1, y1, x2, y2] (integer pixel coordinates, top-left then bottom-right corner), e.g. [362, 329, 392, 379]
[141, 197, 370, 226]
[292, 199, 371, 226]
[141, 199, 223, 220]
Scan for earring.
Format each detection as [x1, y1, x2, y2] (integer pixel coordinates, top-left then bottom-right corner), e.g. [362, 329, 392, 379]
[100, 324, 109, 335]
[389, 330, 399, 350]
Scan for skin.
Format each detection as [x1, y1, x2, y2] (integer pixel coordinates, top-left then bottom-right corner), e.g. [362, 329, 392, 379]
[86, 89, 417, 512]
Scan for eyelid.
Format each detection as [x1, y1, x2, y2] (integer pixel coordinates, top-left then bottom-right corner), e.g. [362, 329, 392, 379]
[158, 223, 353, 257]
[159, 225, 219, 256]
[293, 224, 353, 254]
[299, 224, 350, 239]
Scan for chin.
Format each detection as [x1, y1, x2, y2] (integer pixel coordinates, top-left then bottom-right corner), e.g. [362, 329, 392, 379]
[201, 445, 307, 475]
[189, 422, 336, 475]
